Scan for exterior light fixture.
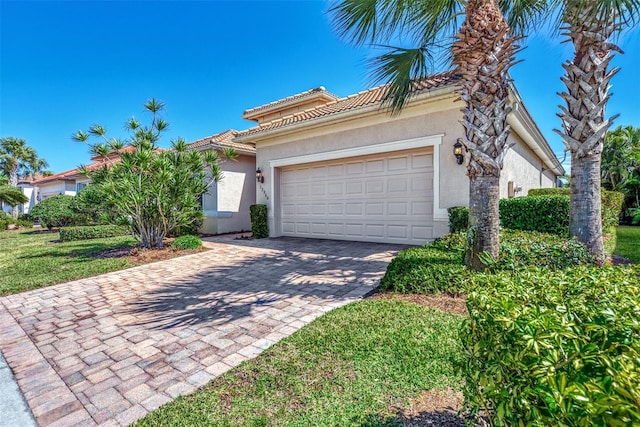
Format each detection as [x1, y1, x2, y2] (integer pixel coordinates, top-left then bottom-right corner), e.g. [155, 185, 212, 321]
[256, 168, 264, 183]
[453, 140, 464, 165]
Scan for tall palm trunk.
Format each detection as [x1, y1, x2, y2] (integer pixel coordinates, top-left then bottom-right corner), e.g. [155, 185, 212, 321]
[9, 161, 19, 220]
[556, 3, 620, 266]
[452, 0, 519, 270]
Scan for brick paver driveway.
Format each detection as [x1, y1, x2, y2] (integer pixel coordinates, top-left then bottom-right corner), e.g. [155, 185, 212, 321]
[0, 237, 404, 426]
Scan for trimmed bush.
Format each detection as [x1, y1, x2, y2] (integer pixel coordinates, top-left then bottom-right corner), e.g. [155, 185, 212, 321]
[448, 206, 469, 233]
[462, 265, 640, 426]
[171, 234, 202, 250]
[30, 195, 87, 229]
[0, 214, 9, 231]
[14, 219, 33, 228]
[250, 204, 268, 239]
[529, 188, 625, 232]
[380, 231, 591, 295]
[500, 195, 570, 236]
[59, 225, 130, 242]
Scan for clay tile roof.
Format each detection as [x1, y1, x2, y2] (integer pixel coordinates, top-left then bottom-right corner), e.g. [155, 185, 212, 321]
[242, 87, 340, 119]
[187, 129, 256, 153]
[238, 71, 459, 138]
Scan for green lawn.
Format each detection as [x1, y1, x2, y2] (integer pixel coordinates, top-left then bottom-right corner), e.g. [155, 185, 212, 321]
[0, 229, 136, 295]
[613, 225, 640, 263]
[135, 298, 464, 427]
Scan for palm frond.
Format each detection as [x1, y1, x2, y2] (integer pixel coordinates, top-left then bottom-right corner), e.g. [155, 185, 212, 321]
[369, 46, 433, 114]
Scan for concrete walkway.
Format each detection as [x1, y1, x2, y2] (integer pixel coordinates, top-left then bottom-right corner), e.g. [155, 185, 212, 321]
[0, 237, 404, 426]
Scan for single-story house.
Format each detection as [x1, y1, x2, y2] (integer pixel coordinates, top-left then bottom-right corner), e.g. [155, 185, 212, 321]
[25, 71, 563, 244]
[220, 71, 564, 245]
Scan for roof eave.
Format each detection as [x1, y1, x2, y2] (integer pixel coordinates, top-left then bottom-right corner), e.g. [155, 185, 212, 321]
[235, 84, 459, 143]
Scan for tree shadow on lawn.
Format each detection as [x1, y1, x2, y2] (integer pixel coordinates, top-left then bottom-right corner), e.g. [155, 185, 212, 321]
[121, 237, 406, 330]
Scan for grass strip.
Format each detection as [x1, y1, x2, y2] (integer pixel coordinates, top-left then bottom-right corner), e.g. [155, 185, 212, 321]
[135, 299, 464, 427]
[0, 229, 136, 295]
[613, 225, 640, 263]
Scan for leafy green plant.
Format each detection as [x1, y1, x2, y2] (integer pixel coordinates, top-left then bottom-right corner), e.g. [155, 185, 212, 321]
[448, 206, 469, 233]
[380, 231, 592, 295]
[250, 204, 268, 238]
[462, 265, 640, 426]
[13, 219, 33, 228]
[30, 195, 87, 229]
[171, 234, 202, 250]
[59, 225, 130, 242]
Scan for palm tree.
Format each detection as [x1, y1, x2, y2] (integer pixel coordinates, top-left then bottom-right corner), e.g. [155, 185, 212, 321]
[553, 1, 639, 265]
[0, 185, 28, 208]
[0, 137, 48, 219]
[331, 0, 524, 269]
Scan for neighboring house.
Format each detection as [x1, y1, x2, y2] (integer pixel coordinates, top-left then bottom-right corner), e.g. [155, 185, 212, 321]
[187, 130, 256, 235]
[227, 71, 564, 245]
[1, 176, 38, 215]
[30, 168, 89, 201]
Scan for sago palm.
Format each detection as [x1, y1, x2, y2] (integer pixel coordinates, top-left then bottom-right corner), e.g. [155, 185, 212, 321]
[331, 0, 531, 269]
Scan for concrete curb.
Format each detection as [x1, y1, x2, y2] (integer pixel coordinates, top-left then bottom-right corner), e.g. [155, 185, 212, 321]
[0, 351, 36, 427]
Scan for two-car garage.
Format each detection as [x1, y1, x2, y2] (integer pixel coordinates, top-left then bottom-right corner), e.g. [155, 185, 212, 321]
[278, 148, 435, 245]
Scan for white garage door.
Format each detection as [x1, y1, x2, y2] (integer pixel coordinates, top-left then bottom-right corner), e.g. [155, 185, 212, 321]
[279, 148, 434, 244]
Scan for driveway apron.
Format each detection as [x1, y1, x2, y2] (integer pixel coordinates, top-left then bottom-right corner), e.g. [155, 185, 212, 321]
[0, 237, 404, 426]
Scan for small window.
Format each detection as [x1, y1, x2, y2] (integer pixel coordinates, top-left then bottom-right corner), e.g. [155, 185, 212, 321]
[76, 182, 88, 192]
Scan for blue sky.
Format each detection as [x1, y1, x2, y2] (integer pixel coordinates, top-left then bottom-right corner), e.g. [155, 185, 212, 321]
[1, 0, 638, 174]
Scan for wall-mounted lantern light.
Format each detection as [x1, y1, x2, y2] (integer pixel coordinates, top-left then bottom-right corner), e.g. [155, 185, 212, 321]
[256, 168, 264, 184]
[453, 140, 464, 165]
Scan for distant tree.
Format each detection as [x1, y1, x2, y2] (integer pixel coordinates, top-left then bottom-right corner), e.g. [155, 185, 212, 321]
[0, 185, 28, 207]
[601, 125, 640, 219]
[73, 99, 237, 249]
[0, 137, 49, 219]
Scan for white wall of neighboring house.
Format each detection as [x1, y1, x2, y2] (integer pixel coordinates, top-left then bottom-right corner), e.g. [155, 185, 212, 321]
[1, 184, 36, 215]
[37, 181, 77, 200]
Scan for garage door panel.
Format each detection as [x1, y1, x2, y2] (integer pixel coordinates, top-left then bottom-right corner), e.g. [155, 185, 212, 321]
[280, 148, 434, 244]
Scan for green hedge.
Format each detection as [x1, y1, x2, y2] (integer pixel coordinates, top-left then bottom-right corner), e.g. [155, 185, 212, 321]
[448, 206, 469, 233]
[500, 195, 570, 236]
[462, 265, 640, 426]
[529, 188, 625, 233]
[30, 195, 88, 229]
[380, 231, 591, 295]
[59, 225, 130, 242]
[250, 204, 268, 239]
[171, 234, 202, 249]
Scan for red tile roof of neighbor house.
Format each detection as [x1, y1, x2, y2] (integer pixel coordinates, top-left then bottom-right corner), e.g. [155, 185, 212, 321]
[187, 130, 256, 153]
[237, 71, 459, 138]
[242, 87, 340, 120]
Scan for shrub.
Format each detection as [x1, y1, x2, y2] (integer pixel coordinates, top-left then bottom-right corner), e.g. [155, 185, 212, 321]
[379, 244, 469, 295]
[30, 195, 87, 229]
[171, 234, 202, 250]
[499, 195, 570, 236]
[0, 214, 9, 231]
[528, 188, 625, 232]
[59, 225, 130, 242]
[448, 206, 469, 233]
[14, 219, 33, 228]
[490, 230, 592, 270]
[380, 231, 591, 295]
[462, 265, 640, 426]
[250, 204, 268, 238]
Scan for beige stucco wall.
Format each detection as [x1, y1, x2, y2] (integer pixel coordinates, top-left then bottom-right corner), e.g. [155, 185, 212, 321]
[251, 94, 559, 241]
[500, 133, 556, 198]
[200, 153, 256, 235]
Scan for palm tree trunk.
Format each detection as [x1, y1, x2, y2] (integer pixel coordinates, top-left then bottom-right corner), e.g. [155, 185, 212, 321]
[465, 175, 500, 270]
[556, 3, 620, 266]
[9, 165, 19, 220]
[570, 154, 603, 260]
[452, 0, 519, 270]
